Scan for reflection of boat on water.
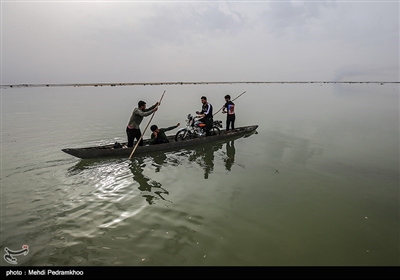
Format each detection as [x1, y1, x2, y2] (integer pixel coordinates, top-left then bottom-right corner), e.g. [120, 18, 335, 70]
[66, 128, 257, 204]
[128, 141, 227, 202]
[66, 157, 171, 205]
[62, 125, 258, 159]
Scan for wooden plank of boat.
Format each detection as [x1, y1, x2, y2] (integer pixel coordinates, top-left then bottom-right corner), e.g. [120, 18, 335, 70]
[62, 124, 258, 159]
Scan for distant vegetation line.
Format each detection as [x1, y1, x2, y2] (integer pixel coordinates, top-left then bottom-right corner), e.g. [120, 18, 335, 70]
[3, 81, 399, 88]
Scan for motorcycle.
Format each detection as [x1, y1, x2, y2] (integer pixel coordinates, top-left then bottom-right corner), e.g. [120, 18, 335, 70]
[175, 113, 223, 141]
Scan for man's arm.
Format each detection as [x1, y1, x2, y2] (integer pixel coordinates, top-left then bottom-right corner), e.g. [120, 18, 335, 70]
[138, 106, 158, 117]
[203, 104, 211, 116]
[144, 102, 159, 112]
[163, 123, 180, 132]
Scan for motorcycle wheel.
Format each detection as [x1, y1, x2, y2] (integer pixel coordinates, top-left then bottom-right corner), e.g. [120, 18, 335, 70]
[210, 127, 220, 136]
[175, 129, 192, 141]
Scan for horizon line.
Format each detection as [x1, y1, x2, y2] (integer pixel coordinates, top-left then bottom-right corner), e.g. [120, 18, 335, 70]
[2, 81, 399, 88]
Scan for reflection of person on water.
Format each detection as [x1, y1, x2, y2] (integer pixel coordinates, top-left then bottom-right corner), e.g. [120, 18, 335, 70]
[152, 153, 168, 173]
[129, 159, 170, 205]
[188, 143, 223, 179]
[202, 147, 214, 179]
[224, 140, 236, 171]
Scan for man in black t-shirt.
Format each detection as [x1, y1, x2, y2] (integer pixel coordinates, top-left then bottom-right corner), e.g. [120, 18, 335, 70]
[196, 96, 213, 136]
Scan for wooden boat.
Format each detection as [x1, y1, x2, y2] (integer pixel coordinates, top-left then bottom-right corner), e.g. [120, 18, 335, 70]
[62, 125, 258, 159]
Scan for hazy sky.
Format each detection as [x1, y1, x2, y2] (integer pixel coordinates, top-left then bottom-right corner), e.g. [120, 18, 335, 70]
[1, 0, 399, 85]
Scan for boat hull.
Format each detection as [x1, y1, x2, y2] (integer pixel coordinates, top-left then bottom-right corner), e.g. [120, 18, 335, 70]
[62, 125, 258, 159]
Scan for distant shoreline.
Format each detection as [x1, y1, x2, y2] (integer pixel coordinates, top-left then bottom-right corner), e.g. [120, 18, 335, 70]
[2, 81, 399, 88]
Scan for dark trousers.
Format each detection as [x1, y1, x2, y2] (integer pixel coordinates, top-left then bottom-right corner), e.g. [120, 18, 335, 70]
[206, 118, 213, 136]
[126, 127, 143, 147]
[199, 118, 213, 136]
[226, 114, 235, 131]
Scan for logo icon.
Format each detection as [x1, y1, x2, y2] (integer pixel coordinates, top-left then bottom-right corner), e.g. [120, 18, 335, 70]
[4, 245, 29, 265]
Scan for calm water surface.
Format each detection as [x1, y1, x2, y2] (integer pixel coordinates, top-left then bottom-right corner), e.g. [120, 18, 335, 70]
[1, 83, 399, 266]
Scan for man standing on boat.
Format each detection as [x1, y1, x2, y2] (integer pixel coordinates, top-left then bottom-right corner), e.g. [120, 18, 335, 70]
[222, 94, 235, 131]
[126, 100, 158, 147]
[196, 96, 213, 136]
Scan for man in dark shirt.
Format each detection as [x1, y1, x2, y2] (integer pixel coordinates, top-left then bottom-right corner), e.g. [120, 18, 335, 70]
[222, 94, 236, 131]
[150, 123, 180, 144]
[196, 96, 213, 136]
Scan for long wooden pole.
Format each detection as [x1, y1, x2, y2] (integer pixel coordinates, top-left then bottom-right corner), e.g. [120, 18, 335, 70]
[128, 90, 166, 159]
[213, 90, 246, 116]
